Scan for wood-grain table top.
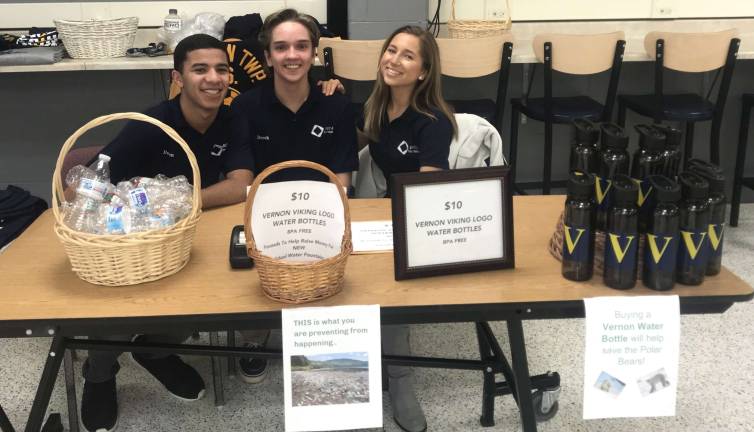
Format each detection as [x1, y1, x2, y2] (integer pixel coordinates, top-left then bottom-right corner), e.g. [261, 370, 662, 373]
[0, 195, 750, 322]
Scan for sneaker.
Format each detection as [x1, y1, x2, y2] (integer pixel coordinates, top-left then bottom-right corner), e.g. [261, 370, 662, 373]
[239, 343, 268, 384]
[81, 377, 118, 432]
[131, 352, 205, 401]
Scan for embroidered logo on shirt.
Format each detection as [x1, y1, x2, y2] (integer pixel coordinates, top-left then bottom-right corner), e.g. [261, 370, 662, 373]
[311, 125, 325, 138]
[211, 143, 228, 157]
[162, 149, 175, 158]
[397, 140, 419, 155]
[256, 135, 270, 141]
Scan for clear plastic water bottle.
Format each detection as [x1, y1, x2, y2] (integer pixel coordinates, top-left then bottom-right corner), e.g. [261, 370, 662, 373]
[163, 9, 183, 50]
[65, 165, 95, 188]
[63, 154, 111, 233]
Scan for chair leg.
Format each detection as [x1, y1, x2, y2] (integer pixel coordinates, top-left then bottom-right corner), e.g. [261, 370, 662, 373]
[618, 100, 627, 127]
[543, 119, 553, 195]
[209, 331, 225, 407]
[710, 115, 723, 166]
[684, 122, 695, 165]
[509, 106, 524, 195]
[731, 102, 752, 227]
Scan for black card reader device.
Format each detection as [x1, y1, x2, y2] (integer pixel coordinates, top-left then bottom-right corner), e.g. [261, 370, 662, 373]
[229, 224, 254, 269]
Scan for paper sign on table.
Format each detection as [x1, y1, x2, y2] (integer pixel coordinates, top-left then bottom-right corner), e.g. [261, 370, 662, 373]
[351, 220, 393, 254]
[583, 295, 680, 419]
[251, 181, 345, 262]
[282, 305, 382, 432]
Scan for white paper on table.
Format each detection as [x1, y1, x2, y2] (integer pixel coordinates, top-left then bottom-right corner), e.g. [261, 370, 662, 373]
[583, 295, 680, 419]
[351, 220, 393, 254]
[282, 305, 382, 432]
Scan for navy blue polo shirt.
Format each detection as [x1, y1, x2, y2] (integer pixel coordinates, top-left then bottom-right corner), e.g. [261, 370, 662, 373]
[367, 108, 452, 183]
[230, 81, 358, 183]
[94, 96, 253, 188]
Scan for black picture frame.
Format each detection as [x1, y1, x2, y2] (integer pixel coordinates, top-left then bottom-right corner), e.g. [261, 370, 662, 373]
[390, 166, 515, 280]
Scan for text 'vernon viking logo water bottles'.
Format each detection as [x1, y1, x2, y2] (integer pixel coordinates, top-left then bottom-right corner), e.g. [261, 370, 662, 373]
[642, 175, 681, 291]
[603, 175, 639, 290]
[562, 173, 596, 282]
[676, 172, 710, 286]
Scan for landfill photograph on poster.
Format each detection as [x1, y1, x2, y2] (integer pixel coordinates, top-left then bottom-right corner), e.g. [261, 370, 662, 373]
[291, 352, 369, 406]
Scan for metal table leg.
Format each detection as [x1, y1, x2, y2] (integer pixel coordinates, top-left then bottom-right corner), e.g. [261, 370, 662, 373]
[209, 331, 225, 407]
[63, 349, 79, 432]
[0, 403, 16, 432]
[507, 319, 538, 432]
[24, 335, 65, 432]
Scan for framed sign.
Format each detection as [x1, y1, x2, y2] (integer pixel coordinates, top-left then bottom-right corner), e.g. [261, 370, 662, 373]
[390, 166, 514, 280]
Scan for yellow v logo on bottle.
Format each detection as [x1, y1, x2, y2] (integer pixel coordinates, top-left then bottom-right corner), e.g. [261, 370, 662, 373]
[595, 177, 612, 204]
[681, 231, 707, 259]
[608, 233, 635, 263]
[633, 179, 653, 207]
[563, 225, 586, 254]
[708, 224, 724, 251]
[646, 234, 674, 263]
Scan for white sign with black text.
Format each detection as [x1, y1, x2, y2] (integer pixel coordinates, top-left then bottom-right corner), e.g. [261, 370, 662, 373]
[251, 180, 345, 262]
[403, 179, 504, 268]
[282, 305, 382, 432]
[583, 296, 680, 419]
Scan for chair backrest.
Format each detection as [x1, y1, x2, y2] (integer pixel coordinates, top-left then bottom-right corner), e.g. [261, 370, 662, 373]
[533, 31, 625, 75]
[437, 35, 514, 134]
[318, 37, 384, 81]
[530, 31, 626, 122]
[436, 34, 514, 78]
[644, 29, 738, 73]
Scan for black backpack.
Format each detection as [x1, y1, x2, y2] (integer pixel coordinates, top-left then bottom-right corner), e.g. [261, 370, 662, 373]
[0, 185, 48, 249]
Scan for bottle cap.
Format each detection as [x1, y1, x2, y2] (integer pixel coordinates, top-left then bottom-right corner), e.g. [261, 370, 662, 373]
[678, 171, 709, 200]
[653, 124, 682, 148]
[169, 8, 178, 14]
[635, 124, 665, 152]
[647, 175, 681, 203]
[611, 174, 638, 206]
[686, 160, 725, 194]
[99, 154, 111, 162]
[572, 118, 599, 145]
[567, 172, 595, 199]
[600, 123, 628, 150]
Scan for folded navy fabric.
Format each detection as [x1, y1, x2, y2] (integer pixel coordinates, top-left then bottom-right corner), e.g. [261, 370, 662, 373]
[0, 46, 64, 65]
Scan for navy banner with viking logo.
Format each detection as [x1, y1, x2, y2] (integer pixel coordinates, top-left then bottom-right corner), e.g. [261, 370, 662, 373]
[677, 229, 708, 272]
[707, 223, 725, 262]
[643, 232, 678, 274]
[562, 224, 591, 263]
[604, 232, 638, 270]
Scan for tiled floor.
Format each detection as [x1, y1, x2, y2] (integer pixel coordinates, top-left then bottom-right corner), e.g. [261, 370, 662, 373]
[1, 205, 752, 432]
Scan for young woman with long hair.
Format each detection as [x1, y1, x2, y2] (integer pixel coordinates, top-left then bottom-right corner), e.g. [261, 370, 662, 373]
[361, 26, 457, 432]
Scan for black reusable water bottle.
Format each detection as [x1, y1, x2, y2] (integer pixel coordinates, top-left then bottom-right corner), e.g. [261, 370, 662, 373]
[604, 175, 639, 290]
[562, 173, 596, 281]
[653, 124, 683, 178]
[633, 125, 666, 232]
[687, 160, 726, 276]
[569, 118, 600, 174]
[677, 172, 710, 286]
[596, 123, 630, 231]
[642, 175, 681, 291]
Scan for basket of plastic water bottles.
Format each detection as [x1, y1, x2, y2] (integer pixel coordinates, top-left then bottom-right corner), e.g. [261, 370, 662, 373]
[52, 112, 202, 286]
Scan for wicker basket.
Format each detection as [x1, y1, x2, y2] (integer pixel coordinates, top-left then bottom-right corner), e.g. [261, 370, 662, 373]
[447, 0, 511, 39]
[244, 160, 352, 304]
[549, 211, 645, 278]
[52, 112, 202, 286]
[55, 17, 138, 58]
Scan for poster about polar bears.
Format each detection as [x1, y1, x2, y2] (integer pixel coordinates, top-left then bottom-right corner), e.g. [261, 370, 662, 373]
[583, 296, 680, 419]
